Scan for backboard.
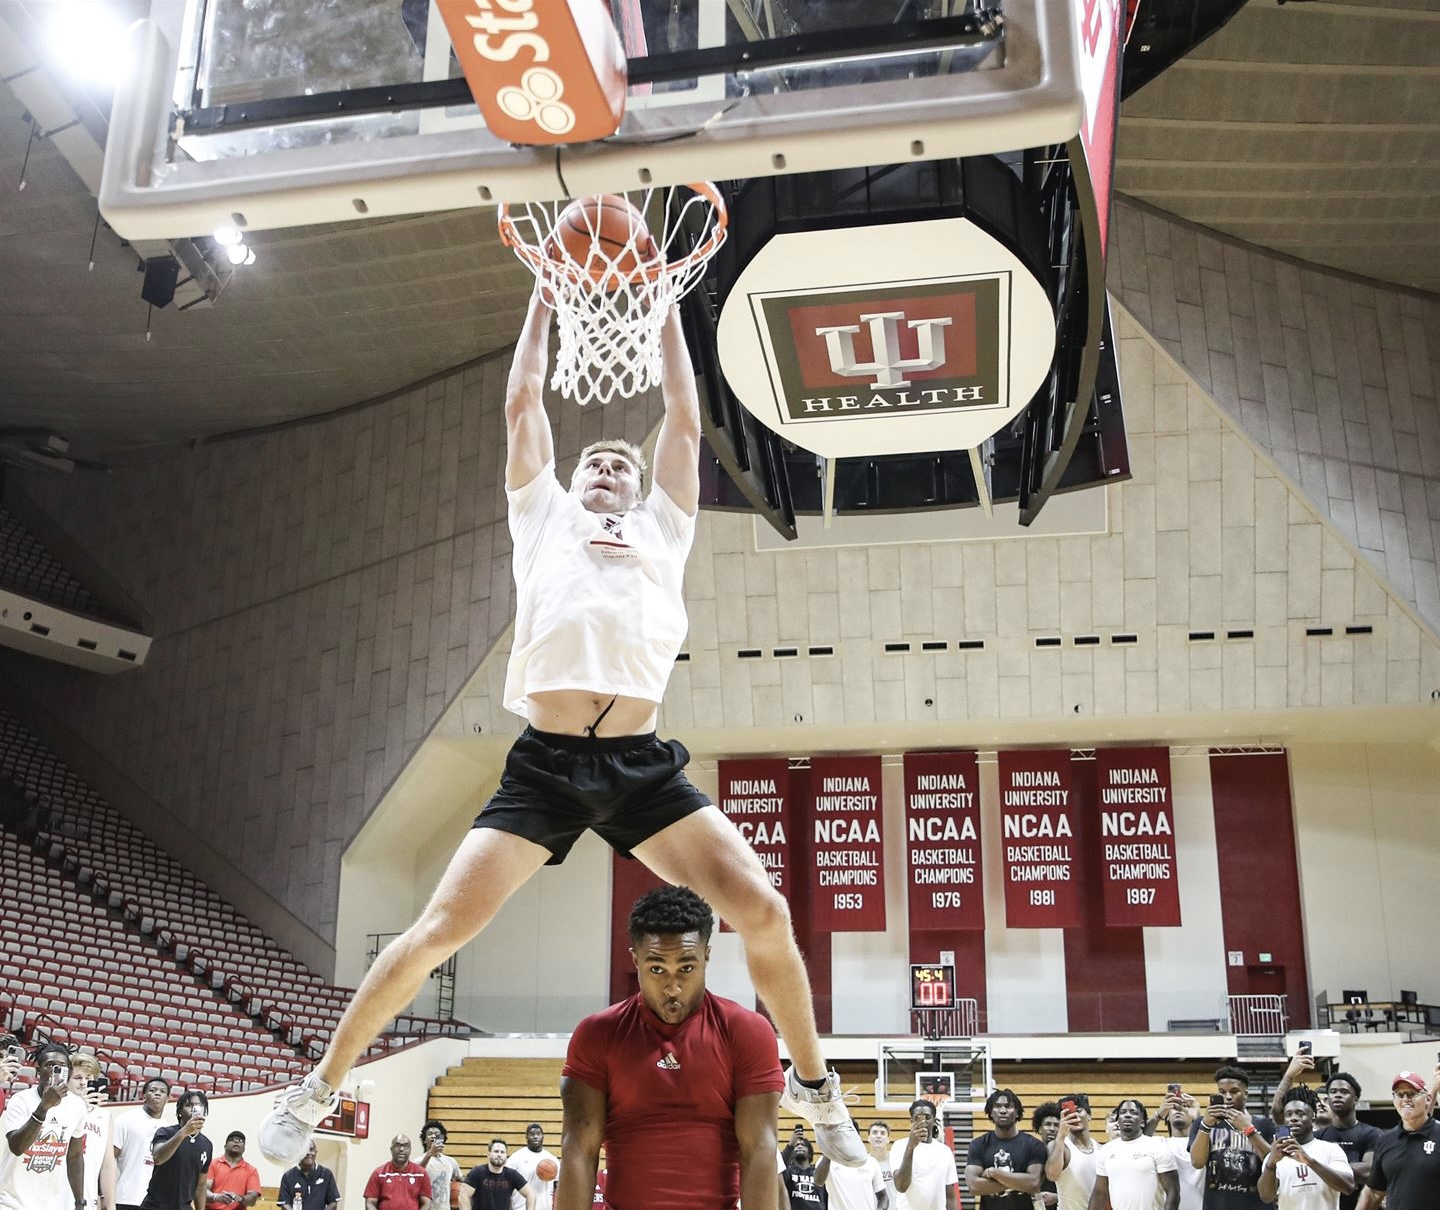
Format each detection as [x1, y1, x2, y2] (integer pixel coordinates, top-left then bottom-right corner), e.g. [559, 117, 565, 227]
[876, 1038, 992, 1116]
[98, 0, 1112, 240]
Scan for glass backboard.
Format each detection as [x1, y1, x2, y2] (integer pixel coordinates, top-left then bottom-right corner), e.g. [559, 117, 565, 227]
[99, 0, 1097, 240]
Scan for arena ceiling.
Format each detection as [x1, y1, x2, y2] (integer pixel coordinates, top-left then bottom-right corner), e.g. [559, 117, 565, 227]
[0, 0, 1434, 461]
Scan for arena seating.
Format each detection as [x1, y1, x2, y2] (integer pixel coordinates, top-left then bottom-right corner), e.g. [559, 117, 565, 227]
[0, 707, 469, 1095]
[0, 507, 101, 617]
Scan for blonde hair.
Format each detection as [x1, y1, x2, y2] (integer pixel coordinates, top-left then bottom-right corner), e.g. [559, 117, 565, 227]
[70, 1053, 100, 1078]
[573, 439, 647, 485]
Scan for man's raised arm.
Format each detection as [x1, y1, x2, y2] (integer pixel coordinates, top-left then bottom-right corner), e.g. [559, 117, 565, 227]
[505, 289, 557, 492]
[650, 307, 702, 515]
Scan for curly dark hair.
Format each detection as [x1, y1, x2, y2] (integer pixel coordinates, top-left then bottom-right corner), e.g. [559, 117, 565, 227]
[628, 885, 714, 944]
[985, 1089, 1023, 1119]
[1032, 1102, 1062, 1132]
[1327, 1072, 1361, 1098]
[1278, 1085, 1319, 1112]
[1215, 1064, 1251, 1088]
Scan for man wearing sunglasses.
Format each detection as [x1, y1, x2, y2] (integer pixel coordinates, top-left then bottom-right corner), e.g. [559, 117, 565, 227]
[1356, 1071, 1440, 1210]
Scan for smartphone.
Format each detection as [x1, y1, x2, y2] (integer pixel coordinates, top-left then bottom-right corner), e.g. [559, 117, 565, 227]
[1297, 1041, 1312, 1056]
[1060, 1099, 1077, 1116]
[87, 1076, 109, 1095]
[1167, 1083, 1182, 1096]
[2, 1043, 23, 1063]
[190, 1105, 206, 1121]
[48, 1065, 67, 1089]
[1209, 1094, 1225, 1107]
[1273, 1126, 1291, 1139]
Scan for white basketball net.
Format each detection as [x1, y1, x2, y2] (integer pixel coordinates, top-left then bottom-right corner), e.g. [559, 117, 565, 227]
[498, 184, 727, 407]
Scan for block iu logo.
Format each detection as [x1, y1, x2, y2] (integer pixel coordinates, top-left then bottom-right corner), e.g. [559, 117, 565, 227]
[815, 311, 954, 389]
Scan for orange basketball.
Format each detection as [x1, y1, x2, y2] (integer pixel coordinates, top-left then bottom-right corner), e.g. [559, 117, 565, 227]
[535, 1157, 559, 1182]
[546, 194, 659, 284]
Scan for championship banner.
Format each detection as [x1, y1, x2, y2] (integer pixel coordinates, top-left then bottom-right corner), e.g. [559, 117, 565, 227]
[996, 750, 1080, 927]
[808, 755, 886, 932]
[903, 751, 984, 930]
[717, 759, 793, 933]
[1092, 747, 1181, 926]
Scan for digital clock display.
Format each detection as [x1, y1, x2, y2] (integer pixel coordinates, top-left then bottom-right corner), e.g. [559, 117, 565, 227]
[910, 964, 955, 1009]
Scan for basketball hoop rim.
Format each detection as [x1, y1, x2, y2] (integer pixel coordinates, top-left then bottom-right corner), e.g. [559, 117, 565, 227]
[497, 181, 728, 287]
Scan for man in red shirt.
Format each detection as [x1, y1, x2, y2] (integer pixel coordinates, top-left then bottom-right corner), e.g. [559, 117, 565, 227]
[557, 886, 784, 1210]
[206, 1132, 261, 1207]
[364, 1136, 432, 1210]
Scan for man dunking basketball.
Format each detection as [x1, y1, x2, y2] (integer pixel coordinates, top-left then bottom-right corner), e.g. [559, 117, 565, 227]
[259, 287, 866, 1170]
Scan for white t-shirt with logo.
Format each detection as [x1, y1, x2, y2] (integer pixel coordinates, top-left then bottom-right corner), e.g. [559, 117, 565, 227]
[872, 1145, 898, 1208]
[505, 1147, 559, 1210]
[889, 1138, 959, 1210]
[77, 1100, 110, 1205]
[822, 1154, 886, 1210]
[112, 1106, 165, 1205]
[0, 1086, 89, 1210]
[1094, 1134, 1178, 1210]
[504, 466, 694, 714]
[1056, 1136, 1100, 1210]
[1273, 1138, 1350, 1210]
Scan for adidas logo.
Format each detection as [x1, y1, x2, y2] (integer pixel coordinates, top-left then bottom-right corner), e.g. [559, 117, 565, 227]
[656, 1052, 681, 1070]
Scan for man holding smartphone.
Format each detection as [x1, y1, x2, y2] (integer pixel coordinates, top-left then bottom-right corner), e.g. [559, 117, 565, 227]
[1257, 1088, 1352, 1208]
[141, 1092, 212, 1210]
[0, 1045, 86, 1210]
[896, 1101, 958, 1210]
[1189, 1066, 1274, 1210]
[1045, 1094, 1098, 1210]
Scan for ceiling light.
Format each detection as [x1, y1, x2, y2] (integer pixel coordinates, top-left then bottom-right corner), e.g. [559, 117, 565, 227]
[241, 247, 257, 267]
[224, 243, 249, 265]
[212, 225, 243, 247]
[45, 4, 134, 89]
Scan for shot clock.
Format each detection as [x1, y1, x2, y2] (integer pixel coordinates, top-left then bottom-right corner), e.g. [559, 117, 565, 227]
[910, 964, 957, 1010]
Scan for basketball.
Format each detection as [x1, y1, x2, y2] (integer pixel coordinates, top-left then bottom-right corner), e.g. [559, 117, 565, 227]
[546, 194, 659, 283]
[535, 1157, 559, 1182]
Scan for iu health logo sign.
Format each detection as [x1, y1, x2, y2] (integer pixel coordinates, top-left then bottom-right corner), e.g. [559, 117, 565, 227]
[759, 279, 1003, 424]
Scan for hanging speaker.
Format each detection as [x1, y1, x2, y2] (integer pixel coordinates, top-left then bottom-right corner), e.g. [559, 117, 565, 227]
[140, 255, 180, 308]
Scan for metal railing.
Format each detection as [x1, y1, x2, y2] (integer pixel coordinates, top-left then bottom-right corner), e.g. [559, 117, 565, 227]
[913, 1000, 980, 1040]
[1227, 994, 1288, 1036]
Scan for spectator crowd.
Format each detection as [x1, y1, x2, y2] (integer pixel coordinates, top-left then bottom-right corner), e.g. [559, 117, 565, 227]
[4, 1040, 1438, 1210]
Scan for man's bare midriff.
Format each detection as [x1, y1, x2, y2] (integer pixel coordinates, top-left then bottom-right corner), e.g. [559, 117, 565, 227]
[526, 689, 660, 736]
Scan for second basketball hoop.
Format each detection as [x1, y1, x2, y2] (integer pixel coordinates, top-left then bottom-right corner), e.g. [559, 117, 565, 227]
[498, 183, 727, 406]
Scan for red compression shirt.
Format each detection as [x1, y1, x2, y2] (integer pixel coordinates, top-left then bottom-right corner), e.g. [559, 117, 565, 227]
[563, 991, 783, 1210]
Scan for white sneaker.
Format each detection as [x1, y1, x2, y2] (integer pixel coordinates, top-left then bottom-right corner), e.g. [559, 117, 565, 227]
[258, 1072, 338, 1165]
[779, 1068, 868, 1168]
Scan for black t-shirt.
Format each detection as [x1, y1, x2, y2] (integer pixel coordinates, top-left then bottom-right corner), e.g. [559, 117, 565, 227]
[966, 1131, 1049, 1210]
[783, 1164, 828, 1209]
[279, 1163, 341, 1210]
[1188, 1118, 1275, 1210]
[1318, 1120, 1381, 1210]
[463, 1164, 528, 1210]
[1367, 1118, 1440, 1210]
[140, 1126, 213, 1210]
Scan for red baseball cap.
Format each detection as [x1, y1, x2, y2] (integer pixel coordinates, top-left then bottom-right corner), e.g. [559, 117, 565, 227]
[1391, 1071, 1427, 1092]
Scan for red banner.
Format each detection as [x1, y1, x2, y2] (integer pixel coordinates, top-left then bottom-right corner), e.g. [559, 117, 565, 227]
[717, 759, 793, 932]
[808, 755, 886, 932]
[997, 750, 1081, 927]
[1093, 748, 1181, 926]
[903, 751, 984, 931]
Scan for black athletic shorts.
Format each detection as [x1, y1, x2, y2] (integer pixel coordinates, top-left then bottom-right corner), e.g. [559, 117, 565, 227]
[471, 727, 711, 864]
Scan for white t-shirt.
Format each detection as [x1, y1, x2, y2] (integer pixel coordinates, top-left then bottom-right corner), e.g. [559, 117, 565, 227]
[424, 1153, 461, 1204]
[0, 1086, 89, 1210]
[822, 1154, 886, 1210]
[1164, 1137, 1204, 1210]
[77, 1100, 110, 1205]
[889, 1138, 958, 1210]
[1273, 1138, 1350, 1210]
[1056, 1136, 1100, 1210]
[871, 1146, 898, 1209]
[505, 1147, 559, 1210]
[1094, 1135, 1177, 1210]
[112, 1106, 165, 1205]
[504, 466, 694, 714]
